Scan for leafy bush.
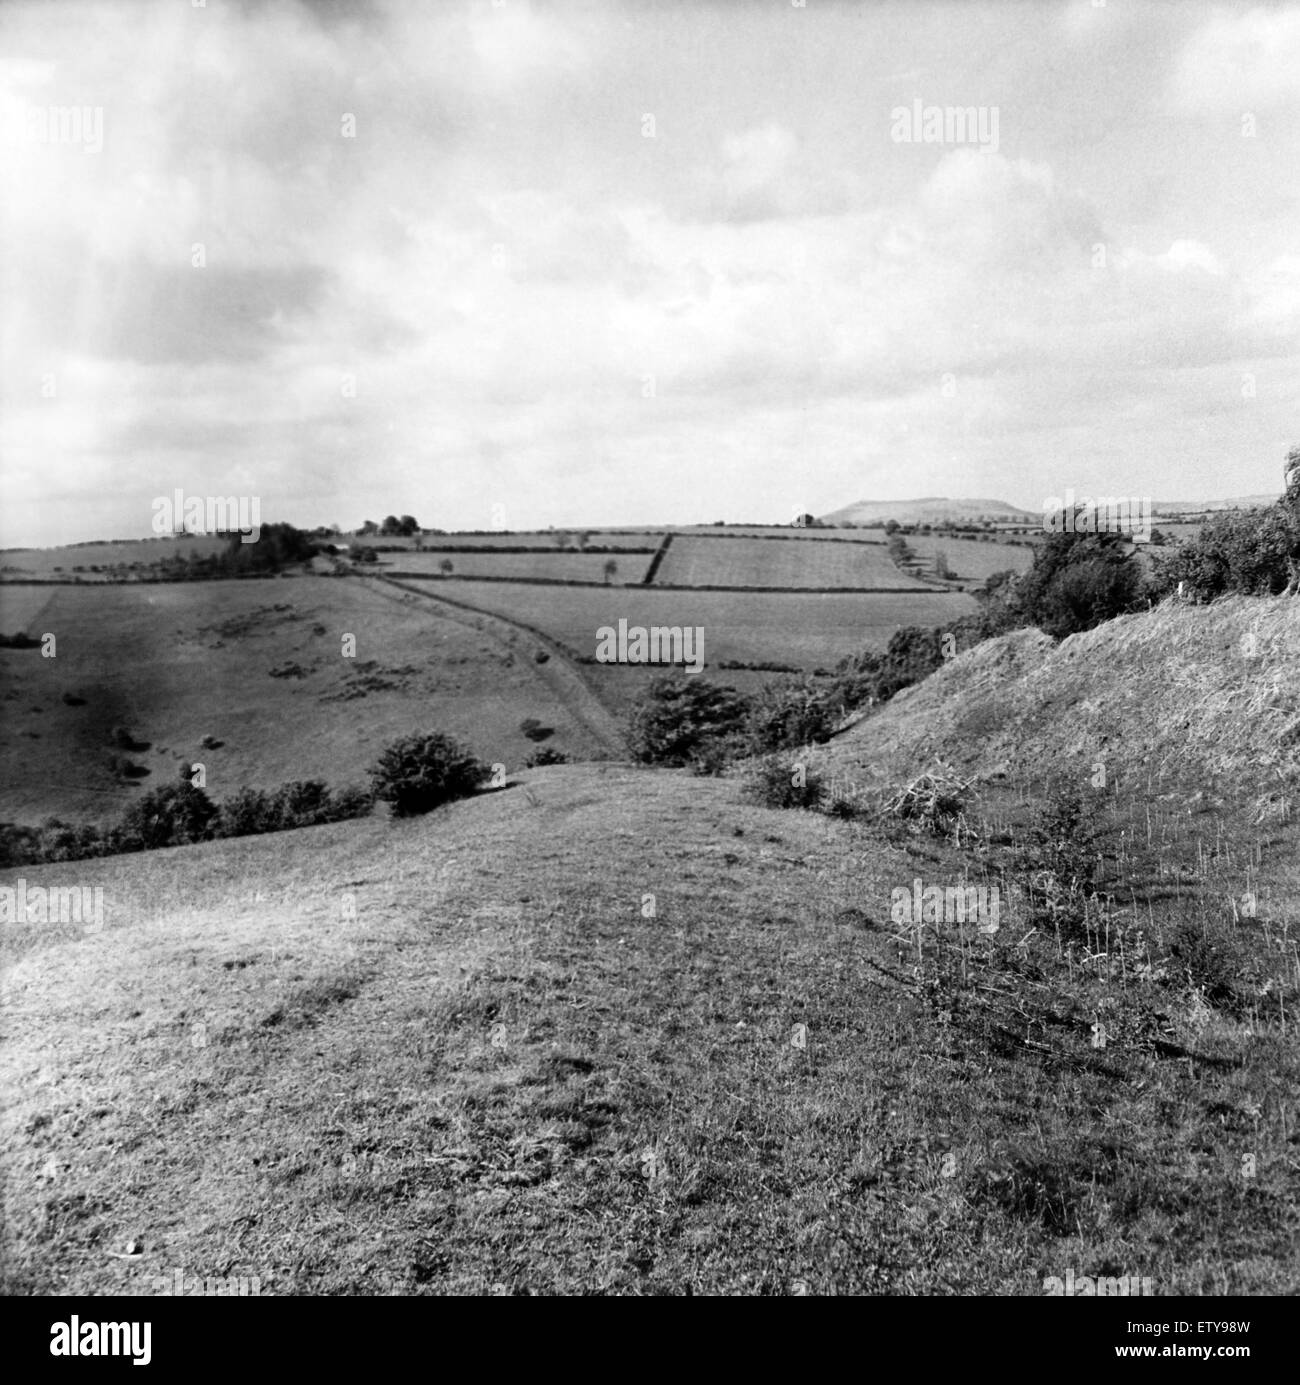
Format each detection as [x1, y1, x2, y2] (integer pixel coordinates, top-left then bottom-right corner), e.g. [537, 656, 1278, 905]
[745, 676, 838, 754]
[626, 676, 751, 767]
[326, 786, 375, 821]
[369, 732, 486, 816]
[117, 774, 218, 850]
[1012, 780, 1106, 939]
[524, 746, 568, 767]
[743, 756, 827, 810]
[1010, 529, 1145, 638]
[0, 822, 42, 868]
[270, 779, 333, 828]
[1155, 505, 1300, 601]
[212, 787, 279, 838]
[36, 818, 106, 863]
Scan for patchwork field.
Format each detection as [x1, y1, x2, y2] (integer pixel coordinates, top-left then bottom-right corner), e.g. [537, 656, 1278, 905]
[417, 578, 975, 669]
[0, 577, 606, 827]
[350, 531, 665, 552]
[897, 532, 1037, 581]
[651, 535, 932, 590]
[383, 550, 655, 584]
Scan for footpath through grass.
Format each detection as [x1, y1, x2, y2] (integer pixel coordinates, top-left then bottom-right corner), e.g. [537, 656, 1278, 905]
[2, 764, 1295, 1294]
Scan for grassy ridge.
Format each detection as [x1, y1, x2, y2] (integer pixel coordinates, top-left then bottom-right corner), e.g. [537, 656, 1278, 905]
[3, 757, 1295, 1294]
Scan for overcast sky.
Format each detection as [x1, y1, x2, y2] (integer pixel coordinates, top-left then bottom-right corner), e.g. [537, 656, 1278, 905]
[2, 0, 1299, 546]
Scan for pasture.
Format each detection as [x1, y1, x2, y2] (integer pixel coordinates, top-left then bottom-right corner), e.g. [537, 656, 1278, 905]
[418, 578, 976, 670]
[383, 550, 655, 584]
[897, 532, 1037, 581]
[651, 535, 932, 590]
[0, 536, 229, 576]
[0, 577, 602, 827]
[349, 531, 664, 552]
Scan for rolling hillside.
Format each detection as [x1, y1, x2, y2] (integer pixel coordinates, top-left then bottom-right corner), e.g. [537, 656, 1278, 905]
[3, 595, 1298, 1295]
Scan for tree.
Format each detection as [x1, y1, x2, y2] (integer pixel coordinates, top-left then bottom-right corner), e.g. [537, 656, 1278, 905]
[380, 515, 402, 536]
[439, 558, 454, 576]
[553, 529, 572, 550]
[1158, 506, 1300, 600]
[603, 558, 618, 584]
[118, 771, 217, 850]
[626, 676, 750, 766]
[369, 732, 486, 816]
[1012, 529, 1144, 637]
[398, 515, 420, 536]
[359, 520, 378, 536]
[883, 519, 901, 535]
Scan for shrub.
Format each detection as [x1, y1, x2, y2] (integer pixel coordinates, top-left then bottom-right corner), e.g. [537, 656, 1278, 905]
[212, 787, 279, 838]
[1169, 916, 1251, 1011]
[1012, 780, 1106, 939]
[626, 675, 751, 766]
[271, 779, 333, 828]
[369, 731, 486, 816]
[524, 746, 568, 767]
[326, 786, 374, 821]
[743, 755, 827, 810]
[1012, 530, 1146, 638]
[0, 822, 42, 867]
[745, 676, 838, 753]
[117, 775, 218, 850]
[1155, 505, 1300, 601]
[519, 718, 554, 742]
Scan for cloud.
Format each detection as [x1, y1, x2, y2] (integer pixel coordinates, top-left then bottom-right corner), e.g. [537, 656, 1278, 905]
[1171, 6, 1300, 112]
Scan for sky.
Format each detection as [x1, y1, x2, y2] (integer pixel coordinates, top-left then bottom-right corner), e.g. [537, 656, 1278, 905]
[2, 0, 1299, 546]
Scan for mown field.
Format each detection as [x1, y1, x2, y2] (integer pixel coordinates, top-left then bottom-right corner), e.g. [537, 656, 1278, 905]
[0, 577, 603, 827]
[384, 550, 655, 584]
[417, 579, 976, 671]
[651, 535, 932, 590]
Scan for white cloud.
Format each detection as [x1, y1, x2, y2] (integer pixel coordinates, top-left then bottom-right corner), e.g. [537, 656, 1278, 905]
[1171, 6, 1300, 112]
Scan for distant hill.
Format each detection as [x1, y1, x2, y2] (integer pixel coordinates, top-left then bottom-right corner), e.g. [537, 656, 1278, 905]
[819, 498, 1038, 527]
[820, 493, 1284, 528]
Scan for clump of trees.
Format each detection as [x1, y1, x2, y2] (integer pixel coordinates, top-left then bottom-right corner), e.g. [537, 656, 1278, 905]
[0, 768, 374, 868]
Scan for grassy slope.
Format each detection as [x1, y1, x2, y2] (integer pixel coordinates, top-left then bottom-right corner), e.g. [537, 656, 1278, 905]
[4, 598, 1296, 1297]
[0, 577, 605, 826]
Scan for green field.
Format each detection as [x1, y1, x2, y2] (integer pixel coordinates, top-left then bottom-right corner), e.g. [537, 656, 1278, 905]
[0, 577, 608, 827]
[383, 550, 654, 584]
[419, 578, 975, 669]
[0, 536, 230, 576]
[351, 531, 665, 551]
[651, 535, 932, 589]
[898, 532, 1037, 581]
